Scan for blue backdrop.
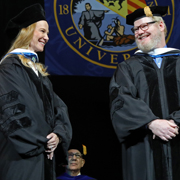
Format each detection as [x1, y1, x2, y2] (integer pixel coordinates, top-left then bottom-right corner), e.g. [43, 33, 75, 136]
[44, 0, 180, 77]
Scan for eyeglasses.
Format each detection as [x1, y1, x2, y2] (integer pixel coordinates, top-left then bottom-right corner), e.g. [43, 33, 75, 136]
[131, 21, 157, 34]
[68, 153, 82, 159]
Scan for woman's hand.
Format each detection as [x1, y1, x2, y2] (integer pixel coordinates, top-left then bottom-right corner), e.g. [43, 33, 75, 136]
[46, 133, 61, 160]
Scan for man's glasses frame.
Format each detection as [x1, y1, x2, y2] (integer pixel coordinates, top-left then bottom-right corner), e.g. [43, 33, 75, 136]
[68, 153, 82, 159]
[131, 21, 157, 34]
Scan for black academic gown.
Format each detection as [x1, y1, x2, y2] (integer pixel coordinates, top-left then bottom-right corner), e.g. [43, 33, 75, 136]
[0, 55, 72, 180]
[109, 49, 180, 180]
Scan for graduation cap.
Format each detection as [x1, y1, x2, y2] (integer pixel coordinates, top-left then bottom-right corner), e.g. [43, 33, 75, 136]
[68, 140, 87, 156]
[126, 6, 168, 25]
[5, 3, 46, 38]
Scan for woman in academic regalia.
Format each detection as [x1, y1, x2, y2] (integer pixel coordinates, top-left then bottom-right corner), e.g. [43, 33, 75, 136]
[0, 4, 72, 180]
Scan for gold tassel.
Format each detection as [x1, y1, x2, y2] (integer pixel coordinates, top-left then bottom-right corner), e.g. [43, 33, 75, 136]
[82, 144, 87, 155]
[144, 6, 153, 17]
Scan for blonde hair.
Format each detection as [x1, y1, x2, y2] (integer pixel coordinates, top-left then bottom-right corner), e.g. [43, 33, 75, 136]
[5, 23, 49, 76]
[152, 16, 167, 37]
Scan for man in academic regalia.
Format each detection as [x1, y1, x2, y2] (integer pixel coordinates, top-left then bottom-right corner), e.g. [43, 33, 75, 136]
[57, 141, 96, 180]
[110, 6, 180, 180]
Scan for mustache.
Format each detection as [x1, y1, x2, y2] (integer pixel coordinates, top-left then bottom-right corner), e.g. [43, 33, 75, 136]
[137, 33, 150, 39]
[69, 159, 77, 163]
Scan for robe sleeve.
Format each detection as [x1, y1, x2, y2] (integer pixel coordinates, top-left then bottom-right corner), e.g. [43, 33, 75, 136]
[0, 60, 52, 157]
[109, 62, 158, 143]
[93, 10, 105, 19]
[52, 92, 72, 153]
[169, 111, 180, 125]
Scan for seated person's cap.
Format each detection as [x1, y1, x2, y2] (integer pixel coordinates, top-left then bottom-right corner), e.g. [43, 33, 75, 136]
[69, 140, 87, 156]
[5, 3, 46, 38]
[126, 6, 168, 25]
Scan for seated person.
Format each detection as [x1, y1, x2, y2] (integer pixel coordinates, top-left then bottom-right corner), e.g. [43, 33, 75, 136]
[57, 141, 96, 180]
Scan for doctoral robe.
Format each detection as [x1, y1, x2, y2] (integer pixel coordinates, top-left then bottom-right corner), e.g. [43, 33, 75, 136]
[0, 55, 72, 180]
[110, 49, 180, 180]
[57, 172, 96, 180]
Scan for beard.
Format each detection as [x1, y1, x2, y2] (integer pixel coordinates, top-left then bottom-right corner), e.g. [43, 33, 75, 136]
[135, 29, 162, 53]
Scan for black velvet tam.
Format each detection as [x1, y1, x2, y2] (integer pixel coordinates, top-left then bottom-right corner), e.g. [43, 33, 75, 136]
[68, 139, 87, 156]
[5, 3, 46, 38]
[126, 6, 168, 25]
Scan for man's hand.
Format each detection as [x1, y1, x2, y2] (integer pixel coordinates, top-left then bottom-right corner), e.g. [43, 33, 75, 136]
[148, 119, 179, 141]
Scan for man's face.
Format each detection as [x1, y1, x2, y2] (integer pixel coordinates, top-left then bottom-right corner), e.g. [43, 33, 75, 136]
[134, 17, 164, 53]
[85, 4, 91, 11]
[67, 149, 85, 172]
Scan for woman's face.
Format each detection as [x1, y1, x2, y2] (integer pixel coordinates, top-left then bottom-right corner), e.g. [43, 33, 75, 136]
[29, 20, 49, 52]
